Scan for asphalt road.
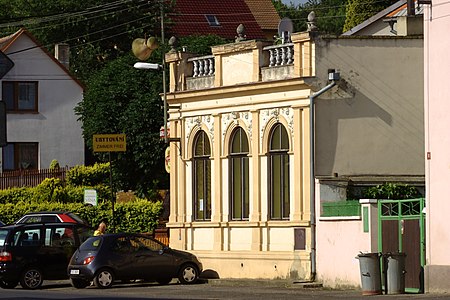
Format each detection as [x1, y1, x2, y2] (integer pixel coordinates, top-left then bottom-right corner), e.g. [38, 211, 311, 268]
[1, 280, 450, 300]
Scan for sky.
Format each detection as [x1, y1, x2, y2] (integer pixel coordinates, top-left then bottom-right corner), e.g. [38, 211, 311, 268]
[281, 0, 308, 6]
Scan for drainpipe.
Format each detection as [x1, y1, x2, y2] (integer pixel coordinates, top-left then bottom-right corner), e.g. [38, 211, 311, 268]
[309, 71, 340, 281]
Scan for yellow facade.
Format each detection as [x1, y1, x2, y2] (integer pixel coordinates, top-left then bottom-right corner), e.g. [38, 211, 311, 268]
[165, 33, 316, 279]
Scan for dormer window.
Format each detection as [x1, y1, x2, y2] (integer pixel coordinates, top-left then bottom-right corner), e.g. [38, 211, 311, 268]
[205, 15, 220, 27]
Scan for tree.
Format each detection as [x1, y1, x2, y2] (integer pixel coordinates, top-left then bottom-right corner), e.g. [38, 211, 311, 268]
[0, 0, 170, 82]
[75, 53, 167, 195]
[76, 35, 228, 195]
[343, 0, 396, 32]
[272, 0, 346, 35]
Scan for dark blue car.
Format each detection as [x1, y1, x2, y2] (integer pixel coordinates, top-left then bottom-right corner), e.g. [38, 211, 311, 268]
[68, 233, 203, 288]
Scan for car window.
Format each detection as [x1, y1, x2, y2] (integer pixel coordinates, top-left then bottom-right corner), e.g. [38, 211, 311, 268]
[0, 229, 8, 246]
[13, 228, 41, 246]
[80, 236, 102, 251]
[21, 215, 59, 224]
[113, 237, 132, 253]
[45, 227, 76, 247]
[132, 236, 164, 252]
[77, 226, 93, 244]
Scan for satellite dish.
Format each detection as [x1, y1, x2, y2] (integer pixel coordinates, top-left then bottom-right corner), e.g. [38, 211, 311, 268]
[132, 37, 159, 61]
[278, 17, 293, 43]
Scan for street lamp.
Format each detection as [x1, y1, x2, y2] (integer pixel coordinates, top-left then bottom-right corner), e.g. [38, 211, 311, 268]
[133, 62, 162, 70]
[133, 61, 168, 143]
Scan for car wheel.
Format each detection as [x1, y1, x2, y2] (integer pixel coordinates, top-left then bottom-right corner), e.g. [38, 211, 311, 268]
[70, 278, 90, 289]
[0, 280, 18, 289]
[178, 263, 198, 284]
[20, 267, 43, 290]
[93, 268, 114, 288]
[156, 278, 172, 285]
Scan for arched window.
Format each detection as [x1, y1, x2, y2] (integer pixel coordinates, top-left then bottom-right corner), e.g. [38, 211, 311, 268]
[268, 123, 290, 220]
[229, 127, 249, 220]
[193, 131, 211, 221]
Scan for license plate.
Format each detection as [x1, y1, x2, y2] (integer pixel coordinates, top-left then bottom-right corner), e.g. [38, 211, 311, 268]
[70, 269, 80, 275]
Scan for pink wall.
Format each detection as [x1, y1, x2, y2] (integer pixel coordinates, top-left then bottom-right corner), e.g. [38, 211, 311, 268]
[424, 0, 450, 292]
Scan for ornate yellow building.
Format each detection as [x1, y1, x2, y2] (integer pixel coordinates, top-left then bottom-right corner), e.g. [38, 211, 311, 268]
[165, 32, 316, 279]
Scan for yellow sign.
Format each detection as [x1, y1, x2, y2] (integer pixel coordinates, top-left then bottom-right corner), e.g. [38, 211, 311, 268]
[93, 134, 126, 152]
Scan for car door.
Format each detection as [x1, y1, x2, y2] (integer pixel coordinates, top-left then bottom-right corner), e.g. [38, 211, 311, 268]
[131, 235, 175, 280]
[41, 225, 77, 279]
[108, 236, 136, 280]
[10, 226, 43, 273]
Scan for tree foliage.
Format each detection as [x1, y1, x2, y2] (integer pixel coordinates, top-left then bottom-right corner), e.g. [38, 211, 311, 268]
[75, 53, 167, 195]
[272, 0, 346, 35]
[0, 0, 171, 82]
[273, 0, 396, 36]
[343, 0, 396, 32]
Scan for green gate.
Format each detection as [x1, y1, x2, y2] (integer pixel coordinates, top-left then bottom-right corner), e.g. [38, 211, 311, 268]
[378, 198, 425, 293]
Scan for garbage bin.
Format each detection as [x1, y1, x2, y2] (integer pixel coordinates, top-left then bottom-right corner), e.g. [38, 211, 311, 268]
[356, 252, 382, 295]
[384, 252, 406, 294]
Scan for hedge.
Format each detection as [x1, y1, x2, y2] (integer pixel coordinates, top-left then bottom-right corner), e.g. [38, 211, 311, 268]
[0, 163, 163, 233]
[0, 180, 111, 205]
[0, 199, 163, 234]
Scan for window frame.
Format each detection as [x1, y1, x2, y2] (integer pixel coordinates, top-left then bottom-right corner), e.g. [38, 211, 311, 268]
[229, 127, 250, 221]
[2, 142, 39, 171]
[2, 81, 38, 112]
[192, 131, 212, 221]
[268, 123, 290, 220]
[205, 15, 220, 27]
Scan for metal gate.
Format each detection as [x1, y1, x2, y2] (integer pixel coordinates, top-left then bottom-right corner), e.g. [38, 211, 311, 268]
[378, 198, 425, 293]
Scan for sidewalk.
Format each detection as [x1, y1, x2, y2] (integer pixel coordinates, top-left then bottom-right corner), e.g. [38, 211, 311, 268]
[205, 278, 450, 299]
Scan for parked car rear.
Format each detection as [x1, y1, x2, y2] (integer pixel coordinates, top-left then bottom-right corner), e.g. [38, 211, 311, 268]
[0, 222, 92, 289]
[68, 233, 203, 288]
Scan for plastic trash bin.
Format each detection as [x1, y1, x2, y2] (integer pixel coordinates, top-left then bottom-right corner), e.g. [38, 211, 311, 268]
[384, 252, 406, 294]
[357, 252, 382, 295]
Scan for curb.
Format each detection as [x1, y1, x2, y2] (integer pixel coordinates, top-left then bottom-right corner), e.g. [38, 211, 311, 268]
[203, 278, 324, 289]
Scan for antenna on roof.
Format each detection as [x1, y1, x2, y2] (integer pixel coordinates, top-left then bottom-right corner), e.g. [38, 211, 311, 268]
[278, 17, 293, 44]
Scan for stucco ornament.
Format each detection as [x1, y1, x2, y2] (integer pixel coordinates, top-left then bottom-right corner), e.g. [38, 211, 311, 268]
[222, 112, 252, 140]
[185, 115, 214, 145]
[260, 108, 294, 149]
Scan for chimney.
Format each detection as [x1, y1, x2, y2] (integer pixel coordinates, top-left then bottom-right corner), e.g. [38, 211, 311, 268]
[55, 43, 70, 69]
[407, 0, 415, 16]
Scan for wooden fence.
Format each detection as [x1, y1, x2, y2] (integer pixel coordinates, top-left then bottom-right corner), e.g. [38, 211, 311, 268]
[0, 167, 70, 189]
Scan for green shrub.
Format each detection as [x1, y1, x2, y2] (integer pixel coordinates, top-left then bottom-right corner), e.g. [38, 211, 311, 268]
[0, 187, 33, 204]
[49, 159, 60, 170]
[66, 163, 110, 187]
[33, 178, 65, 202]
[0, 199, 162, 233]
[363, 183, 420, 200]
[63, 184, 111, 204]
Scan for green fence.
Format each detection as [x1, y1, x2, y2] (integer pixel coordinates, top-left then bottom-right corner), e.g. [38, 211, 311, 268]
[322, 200, 361, 217]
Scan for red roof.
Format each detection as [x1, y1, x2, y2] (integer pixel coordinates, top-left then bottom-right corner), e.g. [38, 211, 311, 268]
[168, 0, 267, 40]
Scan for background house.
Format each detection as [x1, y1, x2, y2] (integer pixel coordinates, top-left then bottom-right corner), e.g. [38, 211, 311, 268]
[168, 0, 279, 40]
[0, 29, 84, 171]
[312, 0, 425, 291]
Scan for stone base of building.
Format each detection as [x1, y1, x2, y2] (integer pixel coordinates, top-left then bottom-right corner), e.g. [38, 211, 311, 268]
[189, 250, 312, 280]
[425, 264, 450, 293]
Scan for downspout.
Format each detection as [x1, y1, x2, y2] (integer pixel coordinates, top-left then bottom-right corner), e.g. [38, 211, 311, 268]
[309, 71, 340, 281]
